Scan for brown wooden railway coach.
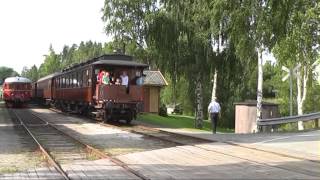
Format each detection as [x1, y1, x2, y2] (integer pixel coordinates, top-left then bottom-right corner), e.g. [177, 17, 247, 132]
[33, 54, 148, 124]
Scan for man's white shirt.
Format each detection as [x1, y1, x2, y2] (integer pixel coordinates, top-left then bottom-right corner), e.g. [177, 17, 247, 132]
[121, 75, 129, 86]
[208, 101, 221, 113]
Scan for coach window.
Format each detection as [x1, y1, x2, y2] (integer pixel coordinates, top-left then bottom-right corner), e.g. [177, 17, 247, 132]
[73, 72, 76, 87]
[71, 73, 74, 87]
[68, 74, 71, 88]
[73, 72, 77, 87]
[75, 72, 79, 87]
[83, 69, 87, 87]
[66, 75, 68, 88]
[65, 76, 67, 88]
[65, 75, 68, 88]
[70, 74, 73, 88]
[86, 69, 90, 86]
[78, 70, 83, 87]
[62, 77, 65, 88]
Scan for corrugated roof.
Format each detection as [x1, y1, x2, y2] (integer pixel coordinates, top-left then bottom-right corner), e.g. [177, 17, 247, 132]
[143, 70, 168, 86]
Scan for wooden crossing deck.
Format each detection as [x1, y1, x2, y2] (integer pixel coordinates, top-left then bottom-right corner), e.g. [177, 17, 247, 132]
[0, 166, 63, 180]
[61, 159, 139, 180]
[117, 144, 320, 179]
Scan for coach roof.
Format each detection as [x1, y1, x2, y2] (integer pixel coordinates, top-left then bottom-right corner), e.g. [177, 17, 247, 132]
[92, 54, 148, 67]
[92, 59, 148, 67]
[62, 54, 148, 72]
[37, 72, 62, 82]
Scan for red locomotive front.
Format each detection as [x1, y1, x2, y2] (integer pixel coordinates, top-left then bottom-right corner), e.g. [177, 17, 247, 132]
[2, 77, 32, 106]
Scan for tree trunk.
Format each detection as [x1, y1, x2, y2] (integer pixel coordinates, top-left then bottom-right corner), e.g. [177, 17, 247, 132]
[256, 48, 263, 133]
[211, 31, 222, 101]
[195, 73, 204, 129]
[172, 61, 178, 105]
[296, 65, 309, 130]
[211, 68, 218, 100]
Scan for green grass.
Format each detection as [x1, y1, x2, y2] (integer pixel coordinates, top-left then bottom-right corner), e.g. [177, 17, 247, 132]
[137, 113, 234, 133]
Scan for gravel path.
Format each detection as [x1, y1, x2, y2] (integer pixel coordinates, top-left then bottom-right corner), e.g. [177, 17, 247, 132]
[0, 103, 46, 174]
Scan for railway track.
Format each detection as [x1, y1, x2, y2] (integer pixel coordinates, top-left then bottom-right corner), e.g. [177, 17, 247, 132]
[49, 106, 317, 158]
[9, 108, 149, 180]
[49, 107, 211, 146]
[45, 107, 320, 178]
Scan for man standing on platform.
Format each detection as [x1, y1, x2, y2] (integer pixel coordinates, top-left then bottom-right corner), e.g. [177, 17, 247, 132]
[208, 97, 221, 134]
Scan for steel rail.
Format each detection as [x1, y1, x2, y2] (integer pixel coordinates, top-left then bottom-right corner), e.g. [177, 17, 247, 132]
[98, 119, 320, 177]
[30, 111, 149, 180]
[49, 107, 320, 163]
[11, 109, 69, 180]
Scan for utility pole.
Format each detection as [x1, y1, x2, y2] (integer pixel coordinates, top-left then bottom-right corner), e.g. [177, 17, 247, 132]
[282, 65, 301, 116]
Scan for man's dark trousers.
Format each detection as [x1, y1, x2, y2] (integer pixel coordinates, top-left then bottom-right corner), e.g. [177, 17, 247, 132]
[210, 113, 219, 134]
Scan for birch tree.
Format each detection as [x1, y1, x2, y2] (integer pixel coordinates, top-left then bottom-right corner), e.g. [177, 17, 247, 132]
[273, 0, 319, 130]
[212, 0, 276, 131]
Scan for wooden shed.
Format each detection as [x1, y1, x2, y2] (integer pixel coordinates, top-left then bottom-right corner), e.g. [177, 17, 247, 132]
[142, 70, 168, 113]
[234, 100, 279, 134]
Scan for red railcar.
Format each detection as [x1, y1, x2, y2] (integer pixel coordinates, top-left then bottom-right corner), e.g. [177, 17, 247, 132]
[2, 77, 32, 106]
[33, 54, 148, 124]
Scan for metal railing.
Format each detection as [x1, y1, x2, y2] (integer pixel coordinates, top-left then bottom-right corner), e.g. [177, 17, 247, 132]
[258, 112, 320, 126]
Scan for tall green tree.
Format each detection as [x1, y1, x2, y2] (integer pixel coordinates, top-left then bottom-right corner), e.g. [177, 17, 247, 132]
[38, 45, 61, 77]
[0, 66, 19, 84]
[21, 65, 38, 82]
[102, 0, 158, 52]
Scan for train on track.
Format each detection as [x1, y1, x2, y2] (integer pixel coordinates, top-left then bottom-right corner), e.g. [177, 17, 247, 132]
[32, 54, 148, 124]
[2, 76, 32, 107]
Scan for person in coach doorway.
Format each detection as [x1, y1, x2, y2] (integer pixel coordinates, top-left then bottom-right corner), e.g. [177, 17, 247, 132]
[208, 97, 221, 134]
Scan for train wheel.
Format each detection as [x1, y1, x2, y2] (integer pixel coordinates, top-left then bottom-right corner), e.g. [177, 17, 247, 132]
[126, 110, 133, 124]
[104, 102, 113, 123]
[126, 119, 132, 124]
[103, 110, 113, 123]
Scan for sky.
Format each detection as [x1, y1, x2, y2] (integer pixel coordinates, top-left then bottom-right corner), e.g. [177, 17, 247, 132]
[0, 0, 110, 73]
[0, 0, 278, 75]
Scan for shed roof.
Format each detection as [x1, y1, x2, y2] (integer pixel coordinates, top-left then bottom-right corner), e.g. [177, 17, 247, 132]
[143, 70, 168, 87]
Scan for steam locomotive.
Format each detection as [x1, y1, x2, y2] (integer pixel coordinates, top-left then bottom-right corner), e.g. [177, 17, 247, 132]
[32, 54, 148, 124]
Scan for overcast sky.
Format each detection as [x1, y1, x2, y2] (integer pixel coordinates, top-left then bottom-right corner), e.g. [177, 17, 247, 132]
[0, 0, 110, 73]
